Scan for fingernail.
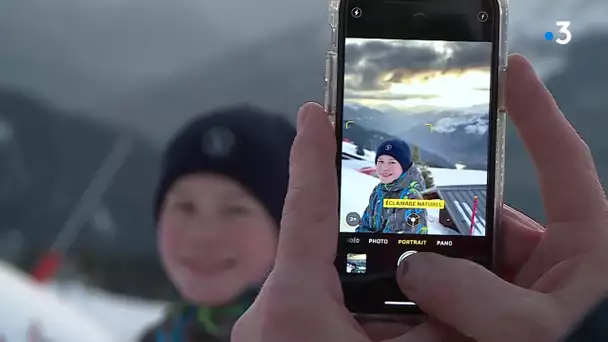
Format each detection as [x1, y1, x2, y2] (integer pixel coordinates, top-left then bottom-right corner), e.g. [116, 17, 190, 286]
[298, 102, 324, 131]
[297, 103, 314, 130]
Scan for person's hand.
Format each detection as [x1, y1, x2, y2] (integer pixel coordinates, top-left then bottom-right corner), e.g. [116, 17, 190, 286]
[231, 54, 608, 342]
[357, 201, 547, 341]
[391, 54, 608, 342]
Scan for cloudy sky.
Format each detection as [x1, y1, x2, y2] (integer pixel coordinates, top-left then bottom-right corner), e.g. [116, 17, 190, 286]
[0, 0, 605, 137]
[345, 39, 491, 113]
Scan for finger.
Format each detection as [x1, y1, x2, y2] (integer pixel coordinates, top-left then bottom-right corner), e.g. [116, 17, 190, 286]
[497, 205, 544, 282]
[506, 54, 607, 224]
[361, 321, 413, 341]
[275, 102, 338, 269]
[357, 314, 425, 341]
[396, 252, 559, 341]
[355, 314, 425, 327]
[383, 321, 464, 342]
[503, 204, 546, 232]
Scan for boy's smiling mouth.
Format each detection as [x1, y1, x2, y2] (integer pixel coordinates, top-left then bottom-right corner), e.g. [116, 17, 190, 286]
[181, 257, 237, 275]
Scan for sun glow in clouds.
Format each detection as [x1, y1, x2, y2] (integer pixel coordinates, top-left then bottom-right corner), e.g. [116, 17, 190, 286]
[382, 69, 490, 108]
[345, 39, 491, 111]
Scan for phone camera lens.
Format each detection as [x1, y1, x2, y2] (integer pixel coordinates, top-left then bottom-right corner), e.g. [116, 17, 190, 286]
[351, 7, 362, 19]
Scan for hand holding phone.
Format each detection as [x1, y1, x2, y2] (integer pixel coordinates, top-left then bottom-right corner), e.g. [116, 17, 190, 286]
[327, 0, 508, 314]
[233, 58, 608, 341]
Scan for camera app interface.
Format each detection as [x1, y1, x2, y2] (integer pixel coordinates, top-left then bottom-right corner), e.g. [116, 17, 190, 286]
[336, 0, 499, 313]
[340, 38, 492, 238]
[338, 31, 497, 302]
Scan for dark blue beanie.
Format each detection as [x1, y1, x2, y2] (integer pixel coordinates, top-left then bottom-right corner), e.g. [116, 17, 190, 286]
[153, 105, 296, 226]
[375, 139, 412, 171]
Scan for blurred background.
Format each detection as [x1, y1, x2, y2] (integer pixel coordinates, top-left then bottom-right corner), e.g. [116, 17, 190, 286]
[0, 0, 607, 340]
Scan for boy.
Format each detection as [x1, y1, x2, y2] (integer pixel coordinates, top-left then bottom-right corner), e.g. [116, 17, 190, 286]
[139, 106, 295, 342]
[355, 139, 428, 234]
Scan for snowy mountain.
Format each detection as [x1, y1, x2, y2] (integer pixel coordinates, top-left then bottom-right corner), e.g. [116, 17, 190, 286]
[432, 112, 489, 135]
[343, 103, 489, 170]
[402, 112, 489, 170]
[341, 117, 453, 168]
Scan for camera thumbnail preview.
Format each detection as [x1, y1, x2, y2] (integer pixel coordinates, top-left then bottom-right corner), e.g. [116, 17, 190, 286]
[340, 38, 492, 236]
[346, 253, 367, 274]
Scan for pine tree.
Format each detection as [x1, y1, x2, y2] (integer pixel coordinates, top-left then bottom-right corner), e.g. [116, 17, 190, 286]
[411, 145, 421, 164]
[411, 145, 435, 189]
[355, 144, 365, 156]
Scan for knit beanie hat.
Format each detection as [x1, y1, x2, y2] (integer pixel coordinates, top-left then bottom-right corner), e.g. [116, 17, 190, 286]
[375, 139, 413, 172]
[153, 105, 296, 226]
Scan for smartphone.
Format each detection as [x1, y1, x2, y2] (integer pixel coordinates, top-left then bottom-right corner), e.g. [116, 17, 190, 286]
[325, 0, 508, 314]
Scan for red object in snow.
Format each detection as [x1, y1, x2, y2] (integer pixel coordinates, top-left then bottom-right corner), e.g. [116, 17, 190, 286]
[359, 166, 377, 176]
[469, 196, 479, 235]
[31, 250, 63, 283]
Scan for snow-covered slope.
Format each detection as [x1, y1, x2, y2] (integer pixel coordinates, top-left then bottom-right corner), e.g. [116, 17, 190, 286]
[342, 141, 376, 163]
[340, 167, 380, 232]
[0, 262, 115, 342]
[48, 282, 168, 342]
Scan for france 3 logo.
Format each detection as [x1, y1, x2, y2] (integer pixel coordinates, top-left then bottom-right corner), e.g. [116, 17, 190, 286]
[545, 21, 572, 45]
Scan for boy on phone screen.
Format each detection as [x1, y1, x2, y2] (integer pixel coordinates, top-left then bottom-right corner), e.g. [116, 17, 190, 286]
[356, 139, 428, 234]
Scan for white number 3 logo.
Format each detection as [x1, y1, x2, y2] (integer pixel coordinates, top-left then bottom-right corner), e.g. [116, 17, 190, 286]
[556, 21, 572, 45]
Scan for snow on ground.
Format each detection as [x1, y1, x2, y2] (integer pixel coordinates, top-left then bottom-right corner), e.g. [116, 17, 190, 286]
[0, 260, 169, 342]
[426, 209, 460, 235]
[48, 282, 168, 342]
[340, 167, 380, 232]
[342, 141, 376, 163]
[0, 262, 115, 342]
[428, 167, 487, 187]
[342, 158, 374, 171]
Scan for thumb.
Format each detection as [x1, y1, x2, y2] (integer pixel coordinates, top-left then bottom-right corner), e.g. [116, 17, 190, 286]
[396, 253, 558, 341]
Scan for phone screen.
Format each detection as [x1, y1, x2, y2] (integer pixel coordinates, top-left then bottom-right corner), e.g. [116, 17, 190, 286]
[335, 0, 502, 314]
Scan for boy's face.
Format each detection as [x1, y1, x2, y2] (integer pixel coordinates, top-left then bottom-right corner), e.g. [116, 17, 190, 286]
[376, 155, 403, 184]
[158, 174, 278, 306]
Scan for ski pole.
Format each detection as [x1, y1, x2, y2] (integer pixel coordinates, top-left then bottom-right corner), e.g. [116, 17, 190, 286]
[31, 137, 132, 282]
[469, 196, 479, 236]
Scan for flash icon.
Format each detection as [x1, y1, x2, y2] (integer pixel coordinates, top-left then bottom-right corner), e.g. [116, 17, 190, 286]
[477, 11, 488, 22]
[351, 7, 362, 18]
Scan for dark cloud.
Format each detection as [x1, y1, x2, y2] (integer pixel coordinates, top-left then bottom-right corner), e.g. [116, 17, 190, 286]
[345, 39, 492, 91]
[445, 43, 493, 70]
[0, 0, 328, 117]
[94, 20, 329, 142]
